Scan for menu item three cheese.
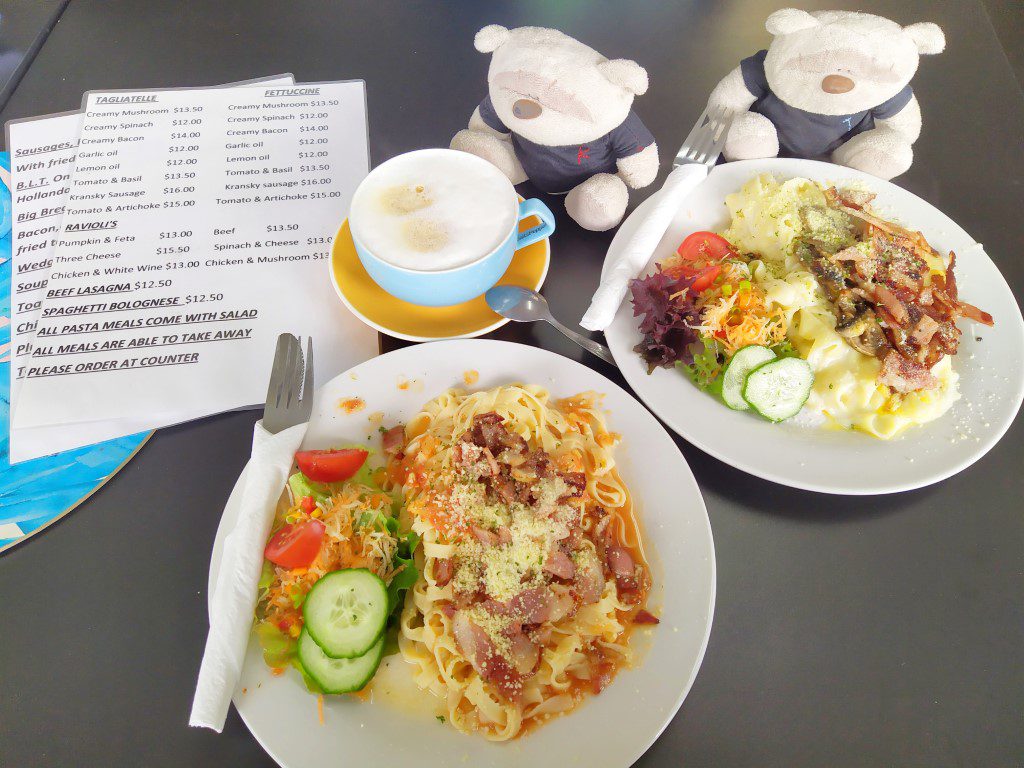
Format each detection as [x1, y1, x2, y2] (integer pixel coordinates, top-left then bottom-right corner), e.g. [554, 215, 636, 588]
[389, 385, 657, 741]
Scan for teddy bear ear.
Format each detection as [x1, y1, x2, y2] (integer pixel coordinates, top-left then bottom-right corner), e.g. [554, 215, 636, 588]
[474, 25, 510, 53]
[765, 8, 819, 36]
[597, 59, 649, 95]
[903, 22, 946, 55]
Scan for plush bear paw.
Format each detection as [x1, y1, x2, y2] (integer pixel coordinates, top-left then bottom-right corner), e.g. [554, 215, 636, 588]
[832, 129, 913, 181]
[450, 129, 527, 184]
[565, 173, 629, 231]
[616, 143, 659, 189]
[723, 112, 780, 161]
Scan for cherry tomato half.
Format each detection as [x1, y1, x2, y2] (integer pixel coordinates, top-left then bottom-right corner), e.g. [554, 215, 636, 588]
[690, 265, 723, 294]
[676, 231, 736, 265]
[294, 448, 368, 483]
[264, 519, 325, 569]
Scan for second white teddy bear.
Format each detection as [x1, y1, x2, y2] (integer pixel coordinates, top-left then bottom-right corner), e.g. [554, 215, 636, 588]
[708, 9, 945, 180]
[451, 25, 659, 231]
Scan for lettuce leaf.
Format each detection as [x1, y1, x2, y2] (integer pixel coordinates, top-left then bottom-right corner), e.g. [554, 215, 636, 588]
[629, 267, 702, 372]
[681, 336, 725, 393]
[387, 530, 420, 615]
[381, 530, 420, 655]
[254, 620, 296, 668]
[771, 339, 801, 359]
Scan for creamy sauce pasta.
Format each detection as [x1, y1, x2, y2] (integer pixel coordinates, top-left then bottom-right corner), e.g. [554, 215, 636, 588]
[723, 174, 960, 438]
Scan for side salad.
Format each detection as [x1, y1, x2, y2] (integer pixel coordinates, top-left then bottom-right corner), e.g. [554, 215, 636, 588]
[630, 231, 813, 422]
[254, 446, 418, 695]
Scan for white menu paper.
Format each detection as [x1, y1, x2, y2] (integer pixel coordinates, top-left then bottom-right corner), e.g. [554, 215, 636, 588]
[5, 75, 297, 462]
[12, 81, 376, 439]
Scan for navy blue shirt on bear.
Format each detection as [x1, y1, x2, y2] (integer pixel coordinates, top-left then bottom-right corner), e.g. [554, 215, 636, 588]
[740, 49, 913, 159]
[477, 95, 654, 194]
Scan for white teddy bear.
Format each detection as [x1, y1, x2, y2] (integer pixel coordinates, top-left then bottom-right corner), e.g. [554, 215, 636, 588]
[451, 25, 659, 231]
[709, 9, 945, 180]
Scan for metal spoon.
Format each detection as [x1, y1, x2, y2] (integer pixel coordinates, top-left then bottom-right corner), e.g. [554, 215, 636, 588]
[485, 285, 616, 367]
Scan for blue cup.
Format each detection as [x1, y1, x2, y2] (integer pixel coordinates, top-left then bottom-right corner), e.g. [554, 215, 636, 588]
[350, 150, 555, 307]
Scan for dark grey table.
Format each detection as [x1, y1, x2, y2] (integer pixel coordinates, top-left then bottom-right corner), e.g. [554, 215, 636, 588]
[1, 2, 1022, 766]
[0, 0, 68, 108]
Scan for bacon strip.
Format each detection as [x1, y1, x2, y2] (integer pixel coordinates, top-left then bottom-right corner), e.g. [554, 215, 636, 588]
[878, 350, 938, 394]
[605, 545, 635, 578]
[453, 611, 523, 701]
[381, 425, 405, 454]
[873, 284, 909, 325]
[633, 609, 660, 625]
[910, 315, 940, 346]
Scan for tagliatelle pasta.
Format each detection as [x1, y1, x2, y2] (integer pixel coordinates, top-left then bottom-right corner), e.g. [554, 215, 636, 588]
[389, 385, 654, 740]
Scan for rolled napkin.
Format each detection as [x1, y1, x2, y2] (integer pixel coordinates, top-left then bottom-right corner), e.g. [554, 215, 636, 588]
[581, 163, 710, 331]
[189, 419, 307, 732]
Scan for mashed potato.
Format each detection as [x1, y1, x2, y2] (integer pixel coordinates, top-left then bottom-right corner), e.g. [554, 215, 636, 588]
[721, 174, 958, 439]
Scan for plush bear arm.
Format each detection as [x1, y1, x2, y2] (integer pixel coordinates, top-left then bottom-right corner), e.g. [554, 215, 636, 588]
[834, 94, 922, 179]
[616, 143, 659, 189]
[468, 105, 510, 137]
[708, 66, 758, 113]
[832, 127, 913, 181]
[875, 94, 922, 144]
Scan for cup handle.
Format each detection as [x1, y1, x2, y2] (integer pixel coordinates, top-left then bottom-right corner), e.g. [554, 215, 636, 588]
[515, 198, 556, 250]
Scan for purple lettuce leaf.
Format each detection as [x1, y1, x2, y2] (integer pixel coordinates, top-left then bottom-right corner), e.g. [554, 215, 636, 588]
[629, 267, 701, 372]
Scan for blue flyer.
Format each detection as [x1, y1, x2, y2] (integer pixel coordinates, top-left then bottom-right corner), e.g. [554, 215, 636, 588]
[0, 151, 150, 553]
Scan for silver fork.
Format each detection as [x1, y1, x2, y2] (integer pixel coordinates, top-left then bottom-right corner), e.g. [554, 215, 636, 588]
[579, 105, 734, 331]
[674, 104, 734, 168]
[262, 333, 313, 434]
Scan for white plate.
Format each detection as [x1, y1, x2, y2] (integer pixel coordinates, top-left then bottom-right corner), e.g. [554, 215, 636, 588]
[209, 339, 714, 767]
[604, 158, 1024, 495]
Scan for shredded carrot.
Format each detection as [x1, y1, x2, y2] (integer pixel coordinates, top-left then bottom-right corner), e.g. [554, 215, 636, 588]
[693, 275, 786, 355]
[271, 667, 286, 676]
[317, 694, 324, 725]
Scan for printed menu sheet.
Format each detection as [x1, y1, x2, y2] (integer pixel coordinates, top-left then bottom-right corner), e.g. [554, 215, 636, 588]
[12, 80, 376, 439]
[5, 75, 298, 461]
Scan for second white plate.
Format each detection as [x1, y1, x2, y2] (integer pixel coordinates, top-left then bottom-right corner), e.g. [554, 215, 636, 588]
[603, 159, 1024, 495]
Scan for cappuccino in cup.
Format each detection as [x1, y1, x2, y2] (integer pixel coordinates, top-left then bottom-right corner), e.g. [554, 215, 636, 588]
[349, 150, 517, 272]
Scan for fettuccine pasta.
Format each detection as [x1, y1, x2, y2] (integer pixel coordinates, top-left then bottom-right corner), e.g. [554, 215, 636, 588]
[386, 385, 656, 740]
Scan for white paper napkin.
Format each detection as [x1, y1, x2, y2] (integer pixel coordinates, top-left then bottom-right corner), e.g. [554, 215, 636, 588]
[581, 163, 710, 331]
[189, 419, 307, 732]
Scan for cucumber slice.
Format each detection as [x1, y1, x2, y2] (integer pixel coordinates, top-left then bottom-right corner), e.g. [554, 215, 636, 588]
[742, 357, 814, 422]
[303, 569, 388, 658]
[297, 628, 384, 694]
[721, 345, 776, 410]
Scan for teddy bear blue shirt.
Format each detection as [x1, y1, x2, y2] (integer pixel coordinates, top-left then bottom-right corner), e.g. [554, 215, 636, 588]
[477, 95, 655, 194]
[741, 49, 913, 159]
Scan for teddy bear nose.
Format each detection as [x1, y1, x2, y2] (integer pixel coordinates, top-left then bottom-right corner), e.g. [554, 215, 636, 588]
[821, 74, 855, 94]
[512, 98, 543, 119]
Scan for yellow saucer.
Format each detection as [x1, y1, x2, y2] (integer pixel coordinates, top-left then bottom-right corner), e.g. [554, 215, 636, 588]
[330, 214, 551, 342]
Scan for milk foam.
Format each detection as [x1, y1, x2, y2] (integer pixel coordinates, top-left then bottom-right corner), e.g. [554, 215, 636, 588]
[350, 150, 517, 272]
